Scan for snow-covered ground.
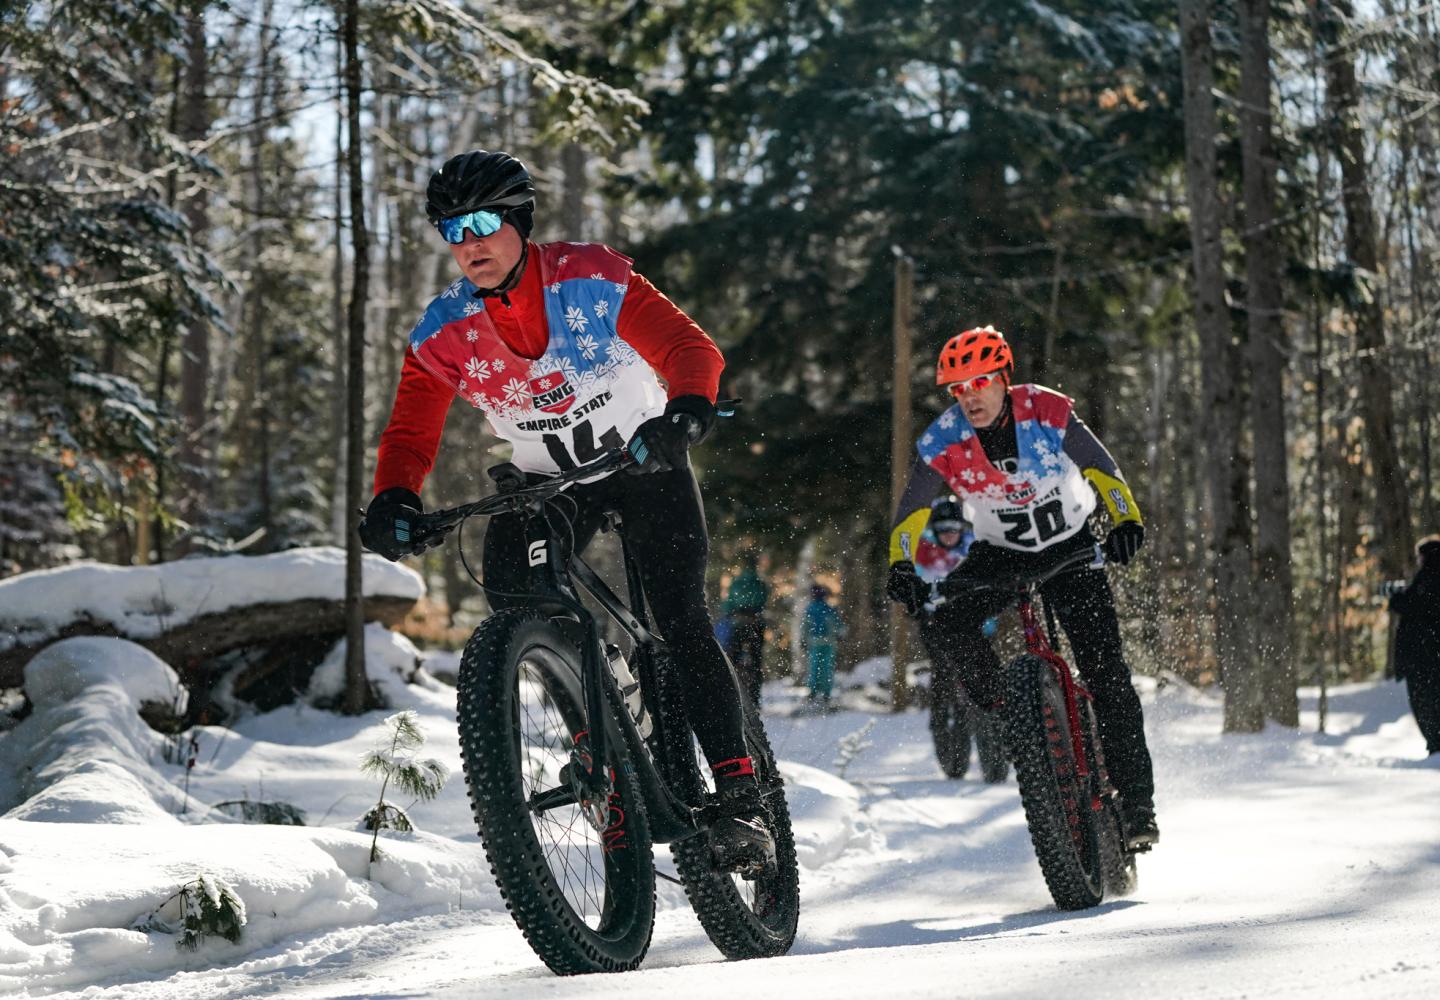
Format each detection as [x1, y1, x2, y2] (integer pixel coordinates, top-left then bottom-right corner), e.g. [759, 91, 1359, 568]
[2, 639, 1438, 999]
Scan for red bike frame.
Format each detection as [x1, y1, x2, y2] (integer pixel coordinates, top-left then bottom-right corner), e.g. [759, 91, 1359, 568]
[1015, 592, 1100, 807]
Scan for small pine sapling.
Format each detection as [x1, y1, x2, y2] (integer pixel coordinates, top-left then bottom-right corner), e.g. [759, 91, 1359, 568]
[361, 710, 448, 863]
[133, 874, 247, 951]
[833, 718, 877, 780]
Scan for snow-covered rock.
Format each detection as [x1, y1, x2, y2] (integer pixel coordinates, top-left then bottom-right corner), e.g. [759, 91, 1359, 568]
[1, 638, 187, 824]
[25, 634, 183, 711]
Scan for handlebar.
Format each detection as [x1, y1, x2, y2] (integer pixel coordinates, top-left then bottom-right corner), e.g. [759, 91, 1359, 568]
[924, 544, 1105, 612]
[406, 448, 633, 553]
[395, 399, 742, 556]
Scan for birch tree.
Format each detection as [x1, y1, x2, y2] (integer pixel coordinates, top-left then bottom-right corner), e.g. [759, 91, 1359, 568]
[1239, 0, 1297, 724]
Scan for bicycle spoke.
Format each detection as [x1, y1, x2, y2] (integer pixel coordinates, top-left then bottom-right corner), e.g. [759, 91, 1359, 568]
[512, 659, 609, 929]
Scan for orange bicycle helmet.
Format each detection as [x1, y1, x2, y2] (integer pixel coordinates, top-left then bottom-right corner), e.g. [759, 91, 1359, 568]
[935, 325, 1014, 387]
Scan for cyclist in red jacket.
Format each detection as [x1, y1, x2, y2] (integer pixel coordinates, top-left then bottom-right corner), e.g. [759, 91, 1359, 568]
[886, 326, 1158, 849]
[358, 150, 773, 873]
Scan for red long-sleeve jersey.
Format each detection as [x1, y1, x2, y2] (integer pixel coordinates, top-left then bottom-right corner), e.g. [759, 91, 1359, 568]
[374, 245, 724, 496]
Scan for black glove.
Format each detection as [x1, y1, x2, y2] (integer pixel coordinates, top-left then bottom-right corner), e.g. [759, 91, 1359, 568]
[1104, 521, 1145, 566]
[886, 561, 928, 617]
[665, 394, 718, 443]
[358, 487, 423, 561]
[626, 396, 715, 473]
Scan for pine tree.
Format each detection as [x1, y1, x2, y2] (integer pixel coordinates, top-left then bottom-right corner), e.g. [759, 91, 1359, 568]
[360, 710, 448, 863]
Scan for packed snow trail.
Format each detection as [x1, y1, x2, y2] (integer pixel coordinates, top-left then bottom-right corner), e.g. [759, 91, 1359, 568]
[3, 662, 1438, 998]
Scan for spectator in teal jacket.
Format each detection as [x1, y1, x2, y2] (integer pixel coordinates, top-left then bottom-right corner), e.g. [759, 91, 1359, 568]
[802, 583, 844, 707]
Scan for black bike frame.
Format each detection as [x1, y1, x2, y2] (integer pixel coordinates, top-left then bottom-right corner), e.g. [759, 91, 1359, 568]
[540, 525, 706, 842]
[433, 465, 702, 846]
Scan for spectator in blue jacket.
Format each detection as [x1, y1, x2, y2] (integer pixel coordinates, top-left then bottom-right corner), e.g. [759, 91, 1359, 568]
[802, 583, 845, 707]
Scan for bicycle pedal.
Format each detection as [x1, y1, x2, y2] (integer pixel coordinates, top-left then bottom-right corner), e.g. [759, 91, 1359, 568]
[710, 842, 777, 880]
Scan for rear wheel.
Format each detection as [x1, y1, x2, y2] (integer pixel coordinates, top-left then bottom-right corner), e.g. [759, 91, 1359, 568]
[975, 709, 1010, 784]
[456, 610, 656, 973]
[1098, 795, 1136, 896]
[1079, 700, 1137, 897]
[1003, 653, 1104, 910]
[929, 684, 972, 779]
[660, 656, 800, 959]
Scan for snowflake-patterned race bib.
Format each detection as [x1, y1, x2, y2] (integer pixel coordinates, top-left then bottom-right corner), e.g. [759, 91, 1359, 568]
[406, 242, 664, 478]
[918, 385, 1096, 551]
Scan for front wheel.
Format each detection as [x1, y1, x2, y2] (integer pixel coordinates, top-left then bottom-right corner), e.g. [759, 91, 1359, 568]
[1003, 653, 1104, 910]
[456, 610, 656, 974]
[662, 659, 800, 959]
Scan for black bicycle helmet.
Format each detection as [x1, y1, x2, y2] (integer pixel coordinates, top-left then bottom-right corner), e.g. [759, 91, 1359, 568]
[929, 495, 967, 533]
[425, 150, 536, 237]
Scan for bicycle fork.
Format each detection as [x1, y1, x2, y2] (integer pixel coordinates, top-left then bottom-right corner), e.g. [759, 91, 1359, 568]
[520, 509, 615, 822]
[1019, 595, 1101, 809]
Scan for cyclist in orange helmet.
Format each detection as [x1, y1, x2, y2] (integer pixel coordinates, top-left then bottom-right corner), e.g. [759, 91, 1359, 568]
[886, 325, 1158, 849]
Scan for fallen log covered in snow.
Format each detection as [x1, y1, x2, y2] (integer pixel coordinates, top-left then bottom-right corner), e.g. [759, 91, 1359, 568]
[0, 548, 424, 690]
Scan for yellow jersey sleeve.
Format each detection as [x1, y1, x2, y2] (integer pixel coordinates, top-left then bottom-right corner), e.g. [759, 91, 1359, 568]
[889, 508, 931, 565]
[1083, 468, 1143, 526]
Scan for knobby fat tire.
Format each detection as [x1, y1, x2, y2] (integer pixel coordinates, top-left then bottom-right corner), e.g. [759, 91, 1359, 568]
[1003, 653, 1106, 910]
[456, 609, 657, 973]
[930, 688, 973, 779]
[976, 710, 1011, 784]
[654, 652, 801, 959]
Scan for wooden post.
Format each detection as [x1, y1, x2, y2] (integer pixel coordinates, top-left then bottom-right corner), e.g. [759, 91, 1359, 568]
[890, 250, 914, 711]
[134, 493, 152, 566]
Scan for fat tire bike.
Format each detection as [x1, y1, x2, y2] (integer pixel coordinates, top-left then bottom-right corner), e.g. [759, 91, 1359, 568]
[404, 450, 800, 974]
[930, 547, 1138, 910]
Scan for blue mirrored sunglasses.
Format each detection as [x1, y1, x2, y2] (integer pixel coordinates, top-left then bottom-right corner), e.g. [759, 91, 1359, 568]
[435, 208, 505, 245]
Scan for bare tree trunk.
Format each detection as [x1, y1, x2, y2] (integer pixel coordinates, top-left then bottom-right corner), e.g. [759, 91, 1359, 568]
[838, 526, 879, 669]
[343, 0, 371, 715]
[561, 141, 588, 238]
[605, 147, 627, 246]
[1392, 0, 1440, 528]
[330, 40, 349, 544]
[1179, 0, 1261, 731]
[1336, 418, 1370, 673]
[151, 61, 186, 563]
[246, 0, 276, 544]
[1320, 0, 1414, 580]
[176, 9, 212, 548]
[367, 82, 393, 449]
[1239, 0, 1297, 725]
[1141, 347, 1170, 664]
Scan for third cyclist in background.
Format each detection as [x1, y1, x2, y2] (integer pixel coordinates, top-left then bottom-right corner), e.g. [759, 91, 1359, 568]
[886, 326, 1159, 850]
[722, 552, 771, 706]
